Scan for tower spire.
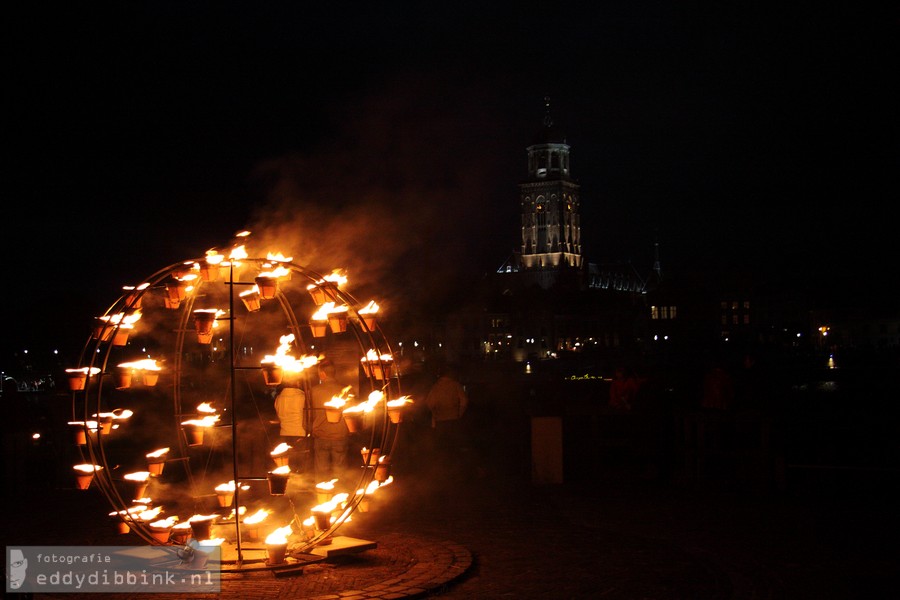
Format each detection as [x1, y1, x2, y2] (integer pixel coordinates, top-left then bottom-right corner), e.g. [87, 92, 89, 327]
[543, 96, 553, 128]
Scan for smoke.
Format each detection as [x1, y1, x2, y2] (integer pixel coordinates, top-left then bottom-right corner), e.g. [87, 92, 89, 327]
[243, 69, 518, 316]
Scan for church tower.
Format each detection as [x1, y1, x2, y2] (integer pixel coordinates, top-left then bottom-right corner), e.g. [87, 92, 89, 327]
[513, 98, 583, 288]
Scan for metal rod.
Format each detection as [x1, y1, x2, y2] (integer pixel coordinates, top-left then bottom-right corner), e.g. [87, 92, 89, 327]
[229, 261, 244, 563]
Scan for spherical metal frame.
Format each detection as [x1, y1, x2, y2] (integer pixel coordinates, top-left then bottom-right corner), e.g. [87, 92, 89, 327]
[68, 255, 403, 571]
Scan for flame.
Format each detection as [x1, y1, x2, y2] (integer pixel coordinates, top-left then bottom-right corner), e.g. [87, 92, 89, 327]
[98, 311, 143, 327]
[260, 333, 319, 372]
[136, 506, 163, 522]
[66, 367, 101, 376]
[322, 270, 348, 285]
[146, 447, 170, 459]
[110, 505, 148, 519]
[122, 282, 150, 293]
[189, 514, 218, 523]
[265, 525, 293, 545]
[172, 521, 193, 531]
[215, 480, 236, 493]
[205, 250, 225, 265]
[124, 471, 151, 482]
[270, 465, 291, 475]
[258, 265, 290, 279]
[266, 252, 293, 263]
[311, 301, 349, 321]
[196, 402, 217, 414]
[387, 395, 414, 409]
[315, 478, 339, 492]
[92, 409, 133, 422]
[270, 443, 291, 456]
[240, 286, 260, 299]
[181, 415, 220, 428]
[362, 349, 394, 362]
[342, 401, 373, 416]
[324, 393, 351, 410]
[73, 463, 103, 473]
[173, 272, 199, 284]
[243, 509, 271, 525]
[119, 358, 161, 372]
[149, 517, 178, 529]
[215, 480, 249, 493]
[225, 506, 248, 520]
[358, 300, 380, 315]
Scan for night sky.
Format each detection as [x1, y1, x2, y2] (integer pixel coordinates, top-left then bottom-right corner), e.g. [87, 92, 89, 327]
[4, 3, 895, 362]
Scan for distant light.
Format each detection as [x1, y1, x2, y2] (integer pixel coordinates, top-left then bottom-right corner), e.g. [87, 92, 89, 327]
[32, 433, 41, 440]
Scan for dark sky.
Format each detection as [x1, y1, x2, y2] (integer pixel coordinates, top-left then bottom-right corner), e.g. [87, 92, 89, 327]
[4, 3, 896, 360]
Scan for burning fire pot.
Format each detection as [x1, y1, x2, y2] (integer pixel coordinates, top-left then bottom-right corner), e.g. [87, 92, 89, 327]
[240, 288, 261, 312]
[193, 309, 217, 344]
[255, 276, 278, 300]
[267, 466, 291, 495]
[261, 363, 283, 386]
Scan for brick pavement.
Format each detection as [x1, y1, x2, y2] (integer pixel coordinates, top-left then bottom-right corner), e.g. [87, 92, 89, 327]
[4, 463, 899, 599]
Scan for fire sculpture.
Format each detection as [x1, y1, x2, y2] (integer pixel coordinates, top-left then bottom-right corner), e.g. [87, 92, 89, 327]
[63, 239, 406, 571]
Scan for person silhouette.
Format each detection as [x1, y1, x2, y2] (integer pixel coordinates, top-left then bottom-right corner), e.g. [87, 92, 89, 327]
[8, 548, 28, 590]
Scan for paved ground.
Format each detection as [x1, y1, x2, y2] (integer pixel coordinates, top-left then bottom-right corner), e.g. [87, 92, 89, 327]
[4, 459, 899, 599]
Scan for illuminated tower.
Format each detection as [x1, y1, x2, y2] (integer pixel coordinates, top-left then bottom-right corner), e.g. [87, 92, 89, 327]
[516, 98, 582, 288]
